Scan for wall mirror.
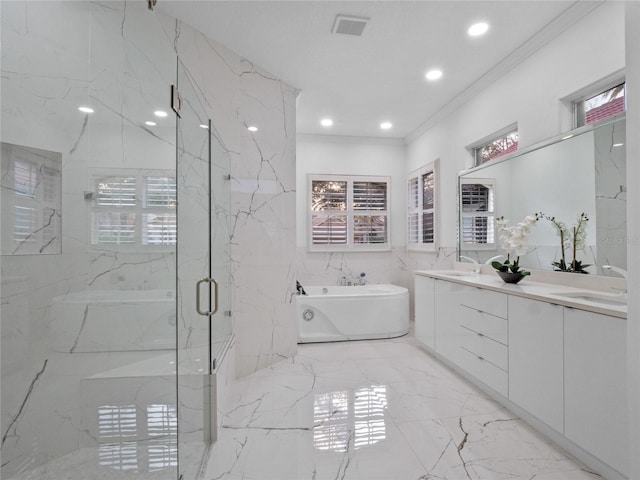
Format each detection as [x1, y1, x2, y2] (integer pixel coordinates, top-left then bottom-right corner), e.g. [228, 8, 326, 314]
[458, 114, 626, 276]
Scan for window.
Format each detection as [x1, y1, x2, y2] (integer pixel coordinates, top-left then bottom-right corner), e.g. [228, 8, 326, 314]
[1, 142, 62, 255]
[309, 174, 389, 251]
[459, 178, 495, 249]
[91, 170, 176, 249]
[574, 82, 625, 127]
[407, 160, 438, 250]
[474, 130, 519, 165]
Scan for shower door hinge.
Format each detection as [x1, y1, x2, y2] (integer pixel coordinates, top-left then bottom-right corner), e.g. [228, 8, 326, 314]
[171, 85, 182, 118]
[211, 359, 216, 371]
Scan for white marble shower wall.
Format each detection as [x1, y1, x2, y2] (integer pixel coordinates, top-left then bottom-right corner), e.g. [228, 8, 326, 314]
[155, 13, 298, 379]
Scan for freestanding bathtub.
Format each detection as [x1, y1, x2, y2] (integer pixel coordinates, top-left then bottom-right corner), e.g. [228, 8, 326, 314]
[296, 284, 409, 343]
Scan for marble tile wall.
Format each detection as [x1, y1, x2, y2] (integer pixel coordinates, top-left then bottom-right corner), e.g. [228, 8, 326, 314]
[1, 1, 295, 477]
[595, 118, 627, 272]
[155, 13, 298, 379]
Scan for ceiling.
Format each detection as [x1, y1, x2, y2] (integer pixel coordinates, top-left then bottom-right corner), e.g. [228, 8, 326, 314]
[158, 1, 600, 140]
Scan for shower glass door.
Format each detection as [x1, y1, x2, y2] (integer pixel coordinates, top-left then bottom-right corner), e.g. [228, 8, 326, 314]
[1, 2, 180, 479]
[175, 62, 228, 479]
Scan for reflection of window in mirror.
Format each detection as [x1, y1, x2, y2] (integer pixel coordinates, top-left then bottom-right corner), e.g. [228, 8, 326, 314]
[460, 178, 495, 250]
[471, 127, 519, 166]
[407, 160, 439, 251]
[0, 142, 62, 255]
[574, 82, 625, 128]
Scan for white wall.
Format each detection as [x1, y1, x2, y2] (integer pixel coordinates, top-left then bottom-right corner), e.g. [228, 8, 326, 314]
[626, 3, 640, 479]
[406, 1, 625, 250]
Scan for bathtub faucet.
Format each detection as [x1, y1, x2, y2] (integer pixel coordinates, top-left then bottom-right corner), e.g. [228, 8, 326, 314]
[296, 281, 307, 295]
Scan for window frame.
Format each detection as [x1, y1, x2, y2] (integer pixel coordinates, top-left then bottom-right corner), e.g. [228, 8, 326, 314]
[406, 160, 439, 252]
[308, 173, 391, 252]
[473, 130, 519, 166]
[89, 169, 176, 252]
[573, 81, 626, 128]
[458, 177, 496, 251]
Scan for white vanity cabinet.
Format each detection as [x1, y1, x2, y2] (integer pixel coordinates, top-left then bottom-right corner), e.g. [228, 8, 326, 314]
[564, 307, 627, 476]
[457, 285, 508, 397]
[508, 296, 564, 433]
[414, 275, 435, 350]
[414, 271, 628, 480]
[430, 278, 508, 396]
[433, 279, 466, 366]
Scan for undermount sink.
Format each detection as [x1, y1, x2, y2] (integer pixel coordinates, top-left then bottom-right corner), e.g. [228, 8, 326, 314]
[436, 270, 477, 277]
[552, 291, 627, 307]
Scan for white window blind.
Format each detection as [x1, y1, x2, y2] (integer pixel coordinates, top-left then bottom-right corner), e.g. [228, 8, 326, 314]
[309, 175, 390, 251]
[91, 171, 176, 249]
[460, 179, 495, 248]
[407, 161, 438, 251]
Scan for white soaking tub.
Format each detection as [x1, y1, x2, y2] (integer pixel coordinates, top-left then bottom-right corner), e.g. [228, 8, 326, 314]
[296, 284, 409, 343]
[50, 289, 175, 353]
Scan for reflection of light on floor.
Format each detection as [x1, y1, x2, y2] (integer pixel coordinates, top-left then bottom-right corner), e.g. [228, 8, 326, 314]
[313, 386, 387, 452]
[97, 404, 177, 472]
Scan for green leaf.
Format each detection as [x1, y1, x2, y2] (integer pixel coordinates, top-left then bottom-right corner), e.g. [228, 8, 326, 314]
[492, 261, 507, 272]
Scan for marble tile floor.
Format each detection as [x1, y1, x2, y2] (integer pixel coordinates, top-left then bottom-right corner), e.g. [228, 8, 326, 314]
[6, 441, 209, 480]
[203, 335, 602, 480]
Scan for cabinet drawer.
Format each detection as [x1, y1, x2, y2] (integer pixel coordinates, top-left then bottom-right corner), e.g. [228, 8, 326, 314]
[459, 285, 507, 319]
[458, 347, 508, 397]
[459, 306, 508, 345]
[460, 326, 508, 371]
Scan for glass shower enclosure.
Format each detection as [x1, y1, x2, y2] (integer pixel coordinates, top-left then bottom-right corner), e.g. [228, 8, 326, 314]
[0, 2, 230, 479]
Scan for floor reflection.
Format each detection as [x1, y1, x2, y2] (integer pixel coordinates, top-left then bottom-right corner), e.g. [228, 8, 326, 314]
[97, 403, 177, 472]
[313, 385, 387, 452]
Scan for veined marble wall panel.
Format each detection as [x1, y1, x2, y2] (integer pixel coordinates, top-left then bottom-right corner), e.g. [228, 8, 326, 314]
[157, 13, 298, 378]
[595, 118, 627, 272]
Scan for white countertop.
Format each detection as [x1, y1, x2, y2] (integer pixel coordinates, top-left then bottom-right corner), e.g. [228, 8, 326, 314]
[415, 269, 627, 319]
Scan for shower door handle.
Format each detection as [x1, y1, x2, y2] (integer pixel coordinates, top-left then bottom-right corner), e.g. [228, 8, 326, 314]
[196, 277, 219, 316]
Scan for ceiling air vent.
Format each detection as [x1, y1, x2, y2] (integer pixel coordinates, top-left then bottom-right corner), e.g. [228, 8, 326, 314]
[332, 15, 369, 37]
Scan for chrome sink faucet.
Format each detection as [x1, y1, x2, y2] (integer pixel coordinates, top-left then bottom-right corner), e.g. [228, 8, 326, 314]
[485, 255, 505, 265]
[603, 265, 627, 278]
[459, 255, 480, 274]
[603, 265, 628, 295]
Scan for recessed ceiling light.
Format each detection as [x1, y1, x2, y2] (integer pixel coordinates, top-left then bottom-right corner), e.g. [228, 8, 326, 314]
[154, 110, 168, 118]
[380, 122, 393, 130]
[425, 70, 443, 81]
[78, 106, 94, 113]
[468, 22, 489, 37]
[321, 118, 333, 127]
[200, 124, 208, 129]
[145, 121, 156, 126]
[247, 126, 258, 132]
